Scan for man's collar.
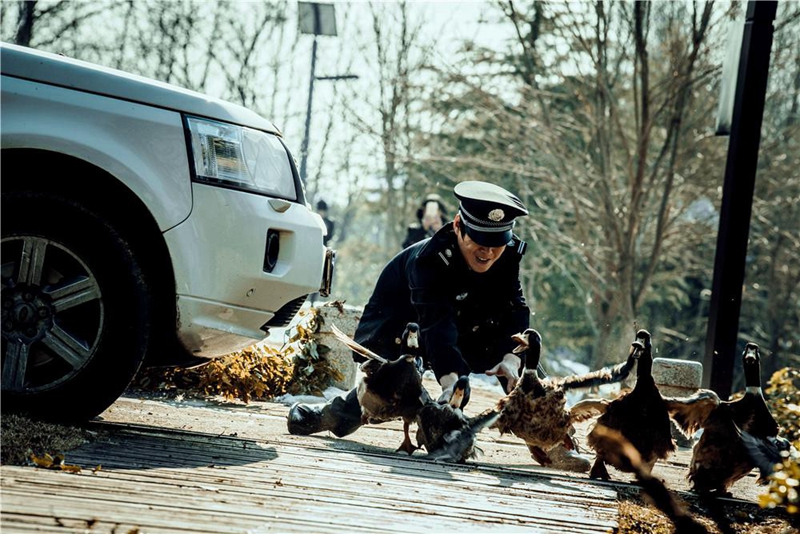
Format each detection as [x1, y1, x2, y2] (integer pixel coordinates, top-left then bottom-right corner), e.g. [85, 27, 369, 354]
[416, 222, 456, 260]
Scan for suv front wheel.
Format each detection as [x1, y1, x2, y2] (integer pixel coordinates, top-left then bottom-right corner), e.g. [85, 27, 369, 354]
[1, 192, 151, 421]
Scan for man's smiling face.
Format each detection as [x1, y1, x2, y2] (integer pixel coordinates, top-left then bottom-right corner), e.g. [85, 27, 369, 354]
[454, 214, 506, 273]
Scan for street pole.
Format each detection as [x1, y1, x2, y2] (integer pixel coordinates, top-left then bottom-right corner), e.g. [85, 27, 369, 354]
[703, 1, 777, 398]
[299, 36, 318, 185]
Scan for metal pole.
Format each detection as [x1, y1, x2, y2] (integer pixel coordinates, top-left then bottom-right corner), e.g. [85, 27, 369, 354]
[299, 35, 318, 185]
[703, 1, 777, 398]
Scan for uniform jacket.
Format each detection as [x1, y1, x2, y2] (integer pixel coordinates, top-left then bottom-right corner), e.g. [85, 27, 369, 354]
[354, 222, 530, 380]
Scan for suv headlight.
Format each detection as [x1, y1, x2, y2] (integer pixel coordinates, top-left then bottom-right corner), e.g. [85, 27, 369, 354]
[185, 116, 297, 200]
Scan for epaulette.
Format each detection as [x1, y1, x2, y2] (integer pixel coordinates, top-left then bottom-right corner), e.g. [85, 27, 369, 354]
[511, 236, 527, 256]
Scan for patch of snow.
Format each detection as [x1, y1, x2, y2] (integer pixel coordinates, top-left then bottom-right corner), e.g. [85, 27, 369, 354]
[547, 359, 591, 377]
[274, 386, 348, 406]
[469, 373, 506, 394]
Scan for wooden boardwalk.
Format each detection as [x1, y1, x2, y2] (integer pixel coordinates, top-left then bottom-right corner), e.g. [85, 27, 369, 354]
[0, 379, 764, 533]
[3, 424, 618, 533]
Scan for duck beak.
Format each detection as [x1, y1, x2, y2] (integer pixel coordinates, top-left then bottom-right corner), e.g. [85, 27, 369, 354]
[449, 385, 465, 409]
[511, 333, 528, 353]
[406, 330, 419, 349]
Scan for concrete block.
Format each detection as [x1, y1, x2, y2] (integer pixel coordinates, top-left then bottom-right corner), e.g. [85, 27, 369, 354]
[313, 302, 363, 391]
[652, 357, 703, 397]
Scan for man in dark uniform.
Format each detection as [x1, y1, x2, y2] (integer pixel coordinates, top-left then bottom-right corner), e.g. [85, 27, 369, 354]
[289, 181, 529, 433]
[287, 181, 590, 471]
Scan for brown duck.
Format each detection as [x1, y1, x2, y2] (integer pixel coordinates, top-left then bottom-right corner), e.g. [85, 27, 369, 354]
[577, 330, 677, 480]
[493, 328, 637, 467]
[591, 424, 708, 534]
[684, 343, 780, 494]
[331, 322, 425, 454]
[572, 332, 723, 482]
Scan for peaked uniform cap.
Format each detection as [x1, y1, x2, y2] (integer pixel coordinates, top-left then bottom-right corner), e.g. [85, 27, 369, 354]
[454, 181, 528, 247]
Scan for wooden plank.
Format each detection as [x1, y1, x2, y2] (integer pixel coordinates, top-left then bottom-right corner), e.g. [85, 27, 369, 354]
[1, 481, 590, 534]
[3, 469, 615, 532]
[3, 393, 624, 534]
[65, 433, 618, 514]
[2, 425, 618, 534]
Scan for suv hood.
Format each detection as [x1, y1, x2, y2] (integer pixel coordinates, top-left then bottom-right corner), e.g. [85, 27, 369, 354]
[0, 43, 280, 134]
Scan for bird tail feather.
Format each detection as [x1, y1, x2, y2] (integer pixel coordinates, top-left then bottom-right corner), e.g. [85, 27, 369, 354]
[331, 324, 388, 364]
[558, 357, 636, 391]
[426, 409, 500, 463]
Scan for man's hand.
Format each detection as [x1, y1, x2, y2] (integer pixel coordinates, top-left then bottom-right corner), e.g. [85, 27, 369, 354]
[485, 353, 522, 392]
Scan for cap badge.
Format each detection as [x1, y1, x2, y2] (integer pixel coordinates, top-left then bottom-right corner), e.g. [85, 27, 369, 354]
[488, 209, 505, 222]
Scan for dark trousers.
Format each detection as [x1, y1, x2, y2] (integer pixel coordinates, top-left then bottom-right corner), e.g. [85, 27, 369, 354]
[318, 388, 363, 437]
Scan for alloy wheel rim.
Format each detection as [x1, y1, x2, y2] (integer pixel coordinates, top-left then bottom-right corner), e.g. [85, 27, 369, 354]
[1, 235, 104, 393]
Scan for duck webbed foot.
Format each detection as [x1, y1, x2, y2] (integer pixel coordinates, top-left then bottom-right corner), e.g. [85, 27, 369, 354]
[528, 444, 552, 466]
[590, 458, 611, 480]
[396, 420, 419, 455]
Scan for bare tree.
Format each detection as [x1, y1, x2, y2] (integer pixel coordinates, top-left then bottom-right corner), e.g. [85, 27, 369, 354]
[6, 0, 116, 50]
[417, 1, 736, 364]
[337, 1, 436, 250]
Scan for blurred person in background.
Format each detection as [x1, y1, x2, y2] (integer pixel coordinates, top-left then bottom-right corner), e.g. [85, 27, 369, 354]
[317, 199, 335, 247]
[401, 193, 449, 249]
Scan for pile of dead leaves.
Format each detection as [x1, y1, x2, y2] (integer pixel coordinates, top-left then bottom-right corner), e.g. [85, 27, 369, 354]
[757, 367, 800, 515]
[758, 440, 800, 515]
[133, 342, 293, 402]
[282, 308, 343, 396]
[1, 413, 98, 466]
[132, 307, 342, 401]
[766, 367, 800, 442]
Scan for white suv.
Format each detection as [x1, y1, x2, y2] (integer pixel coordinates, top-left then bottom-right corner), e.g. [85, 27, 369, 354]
[0, 43, 334, 420]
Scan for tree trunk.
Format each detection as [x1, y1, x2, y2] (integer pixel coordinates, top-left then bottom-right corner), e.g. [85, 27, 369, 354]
[15, 1, 37, 47]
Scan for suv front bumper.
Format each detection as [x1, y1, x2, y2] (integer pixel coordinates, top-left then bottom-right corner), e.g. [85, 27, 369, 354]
[164, 184, 328, 357]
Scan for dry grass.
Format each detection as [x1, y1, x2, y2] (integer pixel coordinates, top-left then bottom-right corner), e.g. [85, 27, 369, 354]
[1, 413, 102, 466]
[617, 488, 798, 533]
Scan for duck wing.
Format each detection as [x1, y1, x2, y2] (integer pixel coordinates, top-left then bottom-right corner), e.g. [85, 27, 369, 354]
[557, 357, 636, 391]
[569, 398, 610, 423]
[426, 409, 501, 463]
[740, 431, 793, 480]
[663, 389, 721, 437]
[331, 324, 388, 364]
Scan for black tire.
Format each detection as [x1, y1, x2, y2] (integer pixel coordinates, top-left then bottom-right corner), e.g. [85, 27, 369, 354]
[1, 191, 151, 422]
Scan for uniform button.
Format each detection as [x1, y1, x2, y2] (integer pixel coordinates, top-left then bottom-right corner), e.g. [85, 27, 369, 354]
[395, 337, 402, 345]
[472, 326, 479, 332]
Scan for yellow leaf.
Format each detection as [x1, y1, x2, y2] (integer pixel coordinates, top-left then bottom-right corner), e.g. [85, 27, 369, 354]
[29, 452, 54, 468]
[60, 464, 82, 474]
